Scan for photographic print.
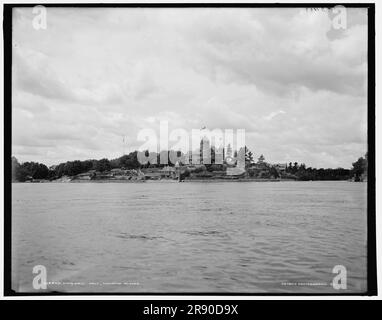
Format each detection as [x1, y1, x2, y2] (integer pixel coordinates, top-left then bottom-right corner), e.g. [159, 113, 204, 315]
[5, 3, 376, 295]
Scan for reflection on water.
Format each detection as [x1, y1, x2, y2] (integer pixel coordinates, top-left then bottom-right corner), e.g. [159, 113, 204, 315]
[12, 181, 367, 293]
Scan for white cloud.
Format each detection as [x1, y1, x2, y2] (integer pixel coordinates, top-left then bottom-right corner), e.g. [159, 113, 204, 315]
[12, 7, 368, 168]
[264, 110, 286, 121]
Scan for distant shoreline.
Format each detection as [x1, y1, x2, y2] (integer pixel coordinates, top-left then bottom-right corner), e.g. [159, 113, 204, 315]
[12, 179, 283, 183]
[11, 178, 361, 184]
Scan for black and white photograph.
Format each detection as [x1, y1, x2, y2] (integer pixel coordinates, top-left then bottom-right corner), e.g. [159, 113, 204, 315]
[3, 2, 377, 296]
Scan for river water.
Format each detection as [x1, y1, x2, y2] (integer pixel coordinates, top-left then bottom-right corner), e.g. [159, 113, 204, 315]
[11, 181, 367, 293]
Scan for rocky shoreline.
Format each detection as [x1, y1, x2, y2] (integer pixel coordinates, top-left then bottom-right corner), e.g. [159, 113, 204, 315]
[16, 177, 292, 183]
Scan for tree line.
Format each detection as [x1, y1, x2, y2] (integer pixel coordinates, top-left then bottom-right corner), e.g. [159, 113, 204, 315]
[11, 146, 254, 181]
[11, 151, 368, 182]
[11, 151, 141, 182]
[284, 163, 351, 181]
[282, 152, 368, 181]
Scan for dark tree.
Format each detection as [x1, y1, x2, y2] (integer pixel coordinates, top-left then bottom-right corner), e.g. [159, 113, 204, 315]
[352, 155, 367, 181]
[269, 166, 280, 178]
[12, 157, 20, 181]
[14, 161, 49, 181]
[95, 158, 111, 172]
[117, 151, 141, 169]
[245, 146, 254, 168]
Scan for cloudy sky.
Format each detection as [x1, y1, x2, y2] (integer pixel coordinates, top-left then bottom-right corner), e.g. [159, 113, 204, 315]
[12, 7, 368, 168]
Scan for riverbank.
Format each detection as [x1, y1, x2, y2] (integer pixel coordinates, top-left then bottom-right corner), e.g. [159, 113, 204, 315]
[12, 166, 356, 183]
[14, 177, 343, 183]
